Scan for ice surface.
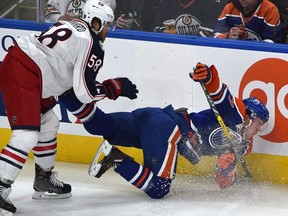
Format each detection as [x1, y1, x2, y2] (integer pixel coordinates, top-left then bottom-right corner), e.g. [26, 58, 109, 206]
[9, 159, 288, 216]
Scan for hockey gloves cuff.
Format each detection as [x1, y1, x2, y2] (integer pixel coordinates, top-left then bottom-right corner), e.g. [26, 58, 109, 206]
[103, 78, 139, 100]
[190, 63, 212, 84]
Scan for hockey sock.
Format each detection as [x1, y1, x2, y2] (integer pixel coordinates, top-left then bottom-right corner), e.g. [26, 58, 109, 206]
[115, 159, 153, 190]
[115, 159, 172, 199]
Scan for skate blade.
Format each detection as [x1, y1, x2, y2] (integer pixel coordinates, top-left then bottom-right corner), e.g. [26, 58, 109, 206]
[88, 140, 112, 177]
[0, 208, 15, 216]
[32, 191, 72, 200]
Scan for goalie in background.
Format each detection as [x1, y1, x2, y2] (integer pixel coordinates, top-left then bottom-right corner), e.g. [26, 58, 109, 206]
[60, 63, 269, 198]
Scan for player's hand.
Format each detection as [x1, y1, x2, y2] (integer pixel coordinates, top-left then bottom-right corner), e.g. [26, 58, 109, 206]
[190, 63, 212, 84]
[215, 153, 237, 189]
[116, 14, 126, 29]
[163, 29, 177, 34]
[102, 78, 138, 100]
[234, 138, 252, 158]
[228, 26, 243, 40]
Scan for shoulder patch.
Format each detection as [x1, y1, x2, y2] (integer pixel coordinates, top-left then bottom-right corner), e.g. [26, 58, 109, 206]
[70, 20, 86, 32]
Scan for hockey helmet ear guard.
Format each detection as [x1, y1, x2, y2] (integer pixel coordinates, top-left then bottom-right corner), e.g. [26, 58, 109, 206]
[81, 0, 115, 33]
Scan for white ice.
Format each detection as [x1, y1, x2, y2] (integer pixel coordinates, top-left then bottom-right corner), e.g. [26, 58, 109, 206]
[10, 159, 288, 216]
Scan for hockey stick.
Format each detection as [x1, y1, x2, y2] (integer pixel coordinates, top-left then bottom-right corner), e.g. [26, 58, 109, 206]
[199, 81, 252, 178]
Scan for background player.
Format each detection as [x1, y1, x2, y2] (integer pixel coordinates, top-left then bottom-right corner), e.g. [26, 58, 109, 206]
[0, 0, 138, 214]
[60, 63, 269, 198]
[44, 0, 117, 22]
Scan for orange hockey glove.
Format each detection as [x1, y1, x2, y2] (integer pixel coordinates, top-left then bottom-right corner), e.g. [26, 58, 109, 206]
[190, 63, 212, 84]
[215, 153, 237, 189]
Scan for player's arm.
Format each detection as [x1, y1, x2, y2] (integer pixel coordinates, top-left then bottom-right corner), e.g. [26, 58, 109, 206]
[262, 4, 283, 43]
[215, 135, 253, 189]
[44, 0, 61, 23]
[191, 63, 246, 122]
[72, 21, 138, 103]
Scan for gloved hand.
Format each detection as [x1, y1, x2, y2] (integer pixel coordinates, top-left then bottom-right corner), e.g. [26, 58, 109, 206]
[189, 63, 212, 84]
[234, 138, 252, 158]
[215, 153, 237, 189]
[102, 77, 138, 100]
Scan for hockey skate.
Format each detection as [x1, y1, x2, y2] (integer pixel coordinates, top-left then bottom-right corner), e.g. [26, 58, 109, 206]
[0, 182, 16, 215]
[32, 164, 72, 200]
[89, 140, 131, 178]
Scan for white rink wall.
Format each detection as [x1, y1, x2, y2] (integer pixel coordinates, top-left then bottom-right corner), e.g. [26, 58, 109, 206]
[1, 19, 288, 158]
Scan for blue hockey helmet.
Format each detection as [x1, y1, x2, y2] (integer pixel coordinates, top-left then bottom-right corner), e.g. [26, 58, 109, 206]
[243, 97, 269, 123]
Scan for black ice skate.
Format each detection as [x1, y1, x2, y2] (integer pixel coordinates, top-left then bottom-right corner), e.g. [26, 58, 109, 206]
[32, 164, 72, 200]
[89, 140, 132, 178]
[0, 182, 16, 215]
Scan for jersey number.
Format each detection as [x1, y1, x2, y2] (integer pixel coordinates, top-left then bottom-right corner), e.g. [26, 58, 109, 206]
[87, 54, 102, 72]
[37, 23, 72, 49]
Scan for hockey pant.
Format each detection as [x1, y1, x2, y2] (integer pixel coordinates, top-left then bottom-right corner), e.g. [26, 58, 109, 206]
[109, 108, 181, 198]
[59, 90, 181, 198]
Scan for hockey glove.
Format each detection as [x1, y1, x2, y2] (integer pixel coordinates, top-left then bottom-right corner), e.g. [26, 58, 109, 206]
[102, 78, 138, 100]
[190, 63, 212, 84]
[215, 153, 237, 189]
[234, 138, 252, 158]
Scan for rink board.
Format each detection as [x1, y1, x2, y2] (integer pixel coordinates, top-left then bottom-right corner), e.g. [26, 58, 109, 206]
[1, 127, 288, 185]
[1, 19, 288, 185]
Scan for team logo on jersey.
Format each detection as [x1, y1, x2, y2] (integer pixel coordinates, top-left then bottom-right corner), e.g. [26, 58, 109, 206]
[209, 127, 242, 149]
[72, 0, 82, 8]
[67, 0, 86, 18]
[175, 14, 201, 36]
[239, 28, 262, 42]
[70, 21, 86, 32]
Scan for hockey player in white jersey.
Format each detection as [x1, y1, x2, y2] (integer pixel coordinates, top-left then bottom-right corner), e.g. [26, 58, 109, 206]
[44, 0, 117, 23]
[0, 0, 138, 214]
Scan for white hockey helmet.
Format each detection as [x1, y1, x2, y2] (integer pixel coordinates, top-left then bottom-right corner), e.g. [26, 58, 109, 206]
[81, 0, 115, 33]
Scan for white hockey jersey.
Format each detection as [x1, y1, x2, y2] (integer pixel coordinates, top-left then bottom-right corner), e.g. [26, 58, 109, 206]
[16, 19, 105, 103]
[45, 0, 117, 23]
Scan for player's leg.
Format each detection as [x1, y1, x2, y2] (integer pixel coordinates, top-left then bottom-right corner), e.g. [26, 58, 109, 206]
[89, 140, 171, 199]
[89, 108, 179, 198]
[0, 46, 42, 214]
[136, 108, 180, 198]
[0, 47, 40, 214]
[0, 130, 38, 214]
[32, 109, 71, 199]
